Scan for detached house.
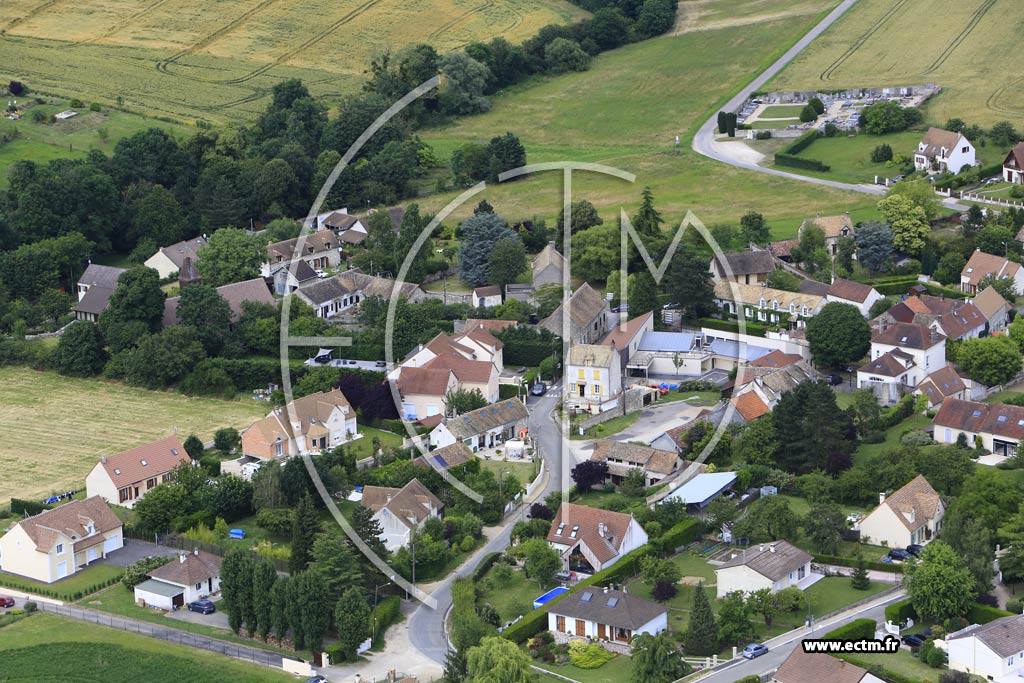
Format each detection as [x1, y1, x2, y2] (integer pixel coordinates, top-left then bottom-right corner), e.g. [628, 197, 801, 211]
[589, 440, 681, 487]
[826, 278, 883, 317]
[973, 285, 1012, 333]
[916, 365, 968, 408]
[709, 251, 777, 285]
[960, 249, 1024, 296]
[163, 278, 275, 327]
[262, 231, 342, 292]
[773, 647, 885, 683]
[1004, 142, 1024, 184]
[566, 343, 622, 413]
[532, 244, 567, 289]
[134, 549, 222, 610]
[241, 389, 357, 460]
[144, 237, 208, 278]
[295, 268, 427, 319]
[546, 503, 648, 575]
[878, 293, 986, 341]
[547, 588, 667, 653]
[471, 285, 502, 308]
[74, 263, 127, 322]
[540, 283, 610, 344]
[0, 496, 123, 583]
[714, 540, 816, 599]
[857, 322, 946, 403]
[360, 479, 443, 551]
[429, 397, 529, 450]
[713, 282, 825, 328]
[798, 214, 854, 256]
[914, 127, 975, 173]
[856, 475, 944, 549]
[933, 397, 1024, 457]
[398, 367, 458, 422]
[599, 311, 654, 371]
[947, 615, 1024, 681]
[86, 436, 190, 509]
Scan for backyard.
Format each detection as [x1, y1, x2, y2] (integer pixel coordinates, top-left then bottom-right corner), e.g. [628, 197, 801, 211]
[0, 366, 268, 503]
[0, 613, 294, 682]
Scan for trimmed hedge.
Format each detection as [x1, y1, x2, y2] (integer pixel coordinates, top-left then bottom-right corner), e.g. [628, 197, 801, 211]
[884, 599, 916, 625]
[652, 519, 702, 554]
[869, 278, 965, 299]
[775, 153, 830, 172]
[815, 554, 902, 574]
[840, 656, 917, 683]
[782, 130, 821, 155]
[967, 602, 1014, 624]
[823, 618, 875, 641]
[10, 498, 48, 516]
[0, 571, 123, 601]
[371, 595, 402, 645]
[699, 318, 767, 337]
[501, 546, 652, 643]
[472, 552, 502, 583]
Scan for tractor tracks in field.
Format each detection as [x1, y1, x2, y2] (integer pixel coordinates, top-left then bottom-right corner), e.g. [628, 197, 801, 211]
[819, 0, 910, 82]
[427, 0, 496, 41]
[918, 0, 995, 77]
[69, 0, 177, 47]
[986, 76, 1024, 117]
[1, 0, 64, 34]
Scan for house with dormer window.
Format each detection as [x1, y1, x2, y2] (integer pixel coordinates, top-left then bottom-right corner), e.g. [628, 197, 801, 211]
[428, 398, 528, 450]
[546, 503, 647, 575]
[933, 397, 1024, 458]
[241, 389, 357, 460]
[713, 282, 825, 328]
[856, 475, 944, 549]
[913, 127, 975, 173]
[1004, 142, 1024, 185]
[0, 496, 123, 583]
[86, 436, 191, 509]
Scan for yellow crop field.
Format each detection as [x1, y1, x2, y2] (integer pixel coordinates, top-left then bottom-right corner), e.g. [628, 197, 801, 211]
[769, 0, 1024, 126]
[0, 367, 268, 503]
[0, 0, 587, 124]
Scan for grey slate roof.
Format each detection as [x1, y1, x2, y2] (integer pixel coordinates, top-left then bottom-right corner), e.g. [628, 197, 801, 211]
[444, 398, 528, 440]
[78, 264, 126, 290]
[550, 589, 666, 631]
[296, 275, 355, 305]
[716, 540, 811, 581]
[712, 251, 776, 277]
[75, 286, 117, 315]
[948, 615, 1024, 657]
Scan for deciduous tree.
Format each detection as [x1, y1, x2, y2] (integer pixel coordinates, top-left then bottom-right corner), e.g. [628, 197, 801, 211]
[806, 302, 871, 368]
[906, 541, 976, 622]
[631, 631, 689, 683]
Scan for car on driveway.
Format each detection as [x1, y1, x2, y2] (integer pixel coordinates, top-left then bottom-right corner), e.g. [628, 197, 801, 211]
[0, 596, 14, 608]
[531, 382, 547, 396]
[187, 599, 216, 615]
[305, 677, 328, 683]
[888, 548, 912, 562]
[741, 643, 768, 659]
[901, 634, 924, 648]
[906, 544, 924, 557]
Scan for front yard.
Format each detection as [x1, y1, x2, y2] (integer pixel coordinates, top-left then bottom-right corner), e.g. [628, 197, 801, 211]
[0, 563, 125, 600]
[534, 651, 634, 683]
[477, 564, 546, 624]
[569, 412, 640, 440]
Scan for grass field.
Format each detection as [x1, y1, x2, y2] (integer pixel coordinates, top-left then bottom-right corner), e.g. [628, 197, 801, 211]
[768, 0, 1024, 126]
[0, 367, 267, 503]
[535, 652, 633, 683]
[0, 103, 187, 183]
[0, 613, 294, 682]
[758, 104, 808, 119]
[420, 0, 879, 234]
[0, 0, 587, 124]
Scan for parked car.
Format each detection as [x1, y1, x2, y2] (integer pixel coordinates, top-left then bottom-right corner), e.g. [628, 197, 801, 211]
[901, 634, 924, 648]
[375, 360, 387, 368]
[905, 544, 924, 557]
[0, 596, 14, 608]
[187, 599, 216, 615]
[824, 374, 844, 385]
[888, 548, 912, 562]
[892, 175, 905, 183]
[531, 382, 547, 396]
[305, 677, 328, 683]
[742, 644, 768, 659]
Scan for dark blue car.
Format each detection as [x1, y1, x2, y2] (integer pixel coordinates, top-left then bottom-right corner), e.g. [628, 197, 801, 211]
[187, 599, 216, 615]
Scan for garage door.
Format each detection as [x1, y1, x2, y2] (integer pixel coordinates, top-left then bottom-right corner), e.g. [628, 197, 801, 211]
[103, 535, 121, 554]
[87, 547, 98, 563]
[56, 561, 67, 579]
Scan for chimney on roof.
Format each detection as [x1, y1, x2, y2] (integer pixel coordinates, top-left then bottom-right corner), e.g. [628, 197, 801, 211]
[603, 585, 609, 594]
[879, 492, 886, 505]
[100, 454, 106, 464]
[758, 544, 765, 552]
[194, 547, 199, 556]
[179, 554, 186, 564]
[769, 544, 775, 553]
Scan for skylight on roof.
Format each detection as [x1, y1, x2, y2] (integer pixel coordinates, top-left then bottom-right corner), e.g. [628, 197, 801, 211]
[972, 410, 982, 417]
[569, 525, 579, 539]
[171, 449, 178, 455]
[607, 597, 619, 608]
[998, 415, 1008, 423]
[113, 468, 121, 475]
[581, 592, 593, 602]
[555, 523, 565, 536]
[141, 460, 148, 466]
[900, 336, 908, 343]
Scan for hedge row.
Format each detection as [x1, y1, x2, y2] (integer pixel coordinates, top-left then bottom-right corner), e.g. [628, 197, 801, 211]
[775, 153, 831, 172]
[967, 602, 1014, 624]
[884, 599, 916, 625]
[501, 546, 652, 643]
[0, 572, 123, 601]
[823, 618, 875, 641]
[471, 553, 502, 583]
[934, 162, 1005, 190]
[699, 318, 767, 337]
[651, 519, 702, 554]
[371, 595, 402, 645]
[10, 498, 48, 516]
[869, 278, 965, 299]
[814, 554, 902, 574]
[782, 130, 820, 155]
[839, 656, 917, 683]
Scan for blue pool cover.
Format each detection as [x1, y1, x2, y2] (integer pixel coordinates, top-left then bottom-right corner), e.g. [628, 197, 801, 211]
[533, 586, 569, 609]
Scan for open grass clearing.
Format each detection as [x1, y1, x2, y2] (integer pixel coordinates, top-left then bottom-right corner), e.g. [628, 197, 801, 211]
[347, 425, 404, 461]
[420, 0, 875, 233]
[759, 105, 808, 118]
[851, 413, 933, 467]
[477, 564, 546, 624]
[569, 412, 640, 440]
[479, 458, 538, 487]
[768, 0, 1024, 126]
[0, 612, 294, 682]
[0, 366, 267, 503]
[804, 576, 889, 616]
[842, 650, 940, 682]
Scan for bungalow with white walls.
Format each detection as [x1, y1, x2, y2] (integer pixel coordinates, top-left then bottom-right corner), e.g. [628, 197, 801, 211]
[947, 615, 1024, 681]
[472, 285, 503, 308]
[429, 398, 529, 450]
[134, 550, 222, 610]
[548, 588, 667, 652]
[826, 278, 884, 317]
[714, 540, 816, 599]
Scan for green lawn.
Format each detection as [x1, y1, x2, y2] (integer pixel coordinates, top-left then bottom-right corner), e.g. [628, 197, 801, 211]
[851, 414, 933, 467]
[842, 650, 939, 682]
[654, 390, 722, 406]
[348, 426, 404, 461]
[418, 0, 875, 233]
[535, 650, 634, 683]
[758, 105, 808, 119]
[480, 458, 538, 488]
[805, 577, 889, 616]
[477, 565, 547, 623]
[0, 613, 293, 682]
[570, 412, 640, 440]
[0, 563, 124, 600]
[81, 585, 305, 658]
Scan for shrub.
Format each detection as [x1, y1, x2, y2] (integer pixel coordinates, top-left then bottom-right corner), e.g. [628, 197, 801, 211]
[799, 104, 818, 123]
[967, 603, 1013, 624]
[568, 640, 615, 668]
[924, 643, 946, 667]
[900, 430, 933, 446]
[823, 618, 875, 641]
[652, 518, 701, 554]
[885, 600, 917, 625]
[89, 102, 101, 112]
[372, 595, 402, 644]
[10, 498, 47, 516]
[69, 98, 84, 108]
[782, 130, 820, 155]
[1007, 599, 1023, 614]
[775, 153, 830, 172]
[755, 130, 772, 140]
[23, 601, 37, 613]
[871, 144, 894, 163]
[823, 123, 838, 137]
[471, 552, 502, 582]
[122, 555, 172, 590]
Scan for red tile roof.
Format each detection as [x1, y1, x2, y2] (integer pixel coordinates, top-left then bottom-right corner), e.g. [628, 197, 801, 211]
[98, 436, 190, 489]
[733, 392, 770, 420]
[547, 503, 637, 566]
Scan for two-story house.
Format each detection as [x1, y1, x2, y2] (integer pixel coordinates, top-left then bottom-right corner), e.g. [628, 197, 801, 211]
[540, 283, 610, 344]
[134, 549, 222, 610]
[1003, 142, 1024, 184]
[709, 251, 777, 285]
[360, 479, 443, 551]
[857, 322, 946, 402]
[74, 263, 127, 322]
[566, 343, 622, 414]
[589, 440, 680, 488]
[546, 503, 648, 575]
[960, 249, 1024, 296]
[397, 367, 458, 422]
[933, 397, 1024, 458]
[974, 285, 1012, 333]
[0, 496, 123, 583]
[798, 214, 854, 256]
[86, 436, 191, 509]
[914, 127, 975, 173]
[241, 389, 357, 460]
[713, 281, 825, 328]
[856, 475, 943, 549]
[876, 293, 986, 341]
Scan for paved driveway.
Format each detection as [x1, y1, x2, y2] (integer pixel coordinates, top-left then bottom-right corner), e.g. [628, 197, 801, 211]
[101, 539, 182, 567]
[165, 594, 230, 630]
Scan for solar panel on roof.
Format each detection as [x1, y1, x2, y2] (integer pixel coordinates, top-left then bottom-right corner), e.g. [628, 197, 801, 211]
[998, 415, 1008, 423]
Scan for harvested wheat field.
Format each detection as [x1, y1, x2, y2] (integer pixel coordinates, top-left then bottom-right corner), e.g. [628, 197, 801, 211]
[0, 367, 267, 503]
[0, 0, 587, 123]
